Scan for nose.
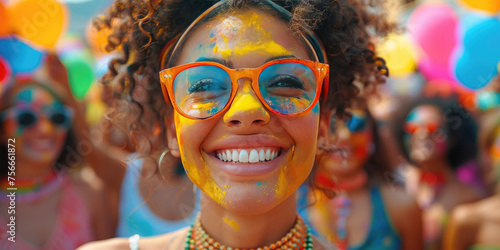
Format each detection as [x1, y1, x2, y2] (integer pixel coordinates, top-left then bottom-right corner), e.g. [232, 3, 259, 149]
[36, 116, 56, 134]
[414, 126, 430, 139]
[334, 122, 351, 142]
[223, 78, 270, 128]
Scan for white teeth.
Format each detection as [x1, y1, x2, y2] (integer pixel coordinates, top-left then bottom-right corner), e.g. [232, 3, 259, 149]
[232, 150, 238, 162]
[259, 149, 265, 161]
[216, 148, 280, 163]
[249, 150, 259, 163]
[239, 150, 249, 163]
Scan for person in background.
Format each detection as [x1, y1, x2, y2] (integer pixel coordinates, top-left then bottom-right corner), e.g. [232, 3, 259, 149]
[394, 95, 482, 250]
[444, 107, 500, 250]
[307, 100, 423, 250]
[0, 54, 113, 249]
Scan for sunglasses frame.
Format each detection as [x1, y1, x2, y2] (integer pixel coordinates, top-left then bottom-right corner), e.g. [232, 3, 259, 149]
[404, 121, 443, 135]
[0, 105, 75, 130]
[159, 59, 329, 120]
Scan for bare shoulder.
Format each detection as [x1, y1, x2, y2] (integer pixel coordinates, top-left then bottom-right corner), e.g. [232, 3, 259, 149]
[449, 200, 483, 228]
[379, 184, 422, 234]
[312, 235, 336, 250]
[380, 184, 420, 215]
[69, 167, 105, 199]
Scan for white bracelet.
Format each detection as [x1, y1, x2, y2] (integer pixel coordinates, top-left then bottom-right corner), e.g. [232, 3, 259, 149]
[129, 234, 140, 250]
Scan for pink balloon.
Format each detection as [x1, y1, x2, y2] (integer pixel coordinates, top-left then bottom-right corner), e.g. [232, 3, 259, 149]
[419, 56, 455, 82]
[408, 2, 458, 65]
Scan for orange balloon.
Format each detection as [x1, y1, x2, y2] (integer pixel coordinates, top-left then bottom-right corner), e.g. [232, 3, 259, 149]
[459, 0, 500, 14]
[0, 2, 10, 35]
[9, 0, 68, 48]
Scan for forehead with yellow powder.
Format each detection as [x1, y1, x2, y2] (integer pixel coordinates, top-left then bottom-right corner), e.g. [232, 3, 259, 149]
[172, 9, 315, 67]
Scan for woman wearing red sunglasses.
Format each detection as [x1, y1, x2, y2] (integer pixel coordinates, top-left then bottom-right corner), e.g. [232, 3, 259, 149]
[394, 95, 482, 250]
[79, 0, 394, 249]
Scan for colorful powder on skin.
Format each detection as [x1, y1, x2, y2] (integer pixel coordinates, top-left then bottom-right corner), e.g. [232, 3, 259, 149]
[175, 114, 227, 206]
[211, 12, 292, 59]
[256, 181, 263, 186]
[223, 217, 240, 231]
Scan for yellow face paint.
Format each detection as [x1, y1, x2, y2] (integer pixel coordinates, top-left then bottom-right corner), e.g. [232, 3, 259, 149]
[223, 216, 240, 231]
[210, 12, 291, 59]
[175, 113, 227, 206]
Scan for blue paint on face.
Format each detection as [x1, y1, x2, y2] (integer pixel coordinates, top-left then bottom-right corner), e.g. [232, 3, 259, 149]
[256, 181, 263, 186]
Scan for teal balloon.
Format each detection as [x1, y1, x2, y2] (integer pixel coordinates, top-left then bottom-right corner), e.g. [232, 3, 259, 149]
[60, 51, 94, 100]
[453, 14, 500, 89]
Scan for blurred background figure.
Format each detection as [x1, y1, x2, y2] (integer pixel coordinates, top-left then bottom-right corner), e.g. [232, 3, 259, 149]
[443, 106, 500, 250]
[0, 54, 113, 249]
[305, 99, 423, 250]
[393, 94, 482, 250]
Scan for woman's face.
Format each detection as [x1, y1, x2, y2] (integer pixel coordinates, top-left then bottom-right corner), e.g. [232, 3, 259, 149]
[2, 86, 69, 165]
[320, 109, 373, 176]
[169, 10, 320, 214]
[403, 105, 448, 165]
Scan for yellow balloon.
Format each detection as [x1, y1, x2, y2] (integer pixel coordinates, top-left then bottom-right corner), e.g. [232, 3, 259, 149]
[0, 2, 10, 35]
[9, 0, 68, 48]
[459, 0, 500, 14]
[376, 34, 418, 77]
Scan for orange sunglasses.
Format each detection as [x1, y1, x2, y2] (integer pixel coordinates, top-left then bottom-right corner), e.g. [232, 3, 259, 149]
[159, 59, 329, 120]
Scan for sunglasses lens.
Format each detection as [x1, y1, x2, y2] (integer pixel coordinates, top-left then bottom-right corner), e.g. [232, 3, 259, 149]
[173, 65, 232, 119]
[258, 63, 317, 115]
[18, 111, 36, 127]
[51, 113, 68, 126]
[404, 123, 418, 134]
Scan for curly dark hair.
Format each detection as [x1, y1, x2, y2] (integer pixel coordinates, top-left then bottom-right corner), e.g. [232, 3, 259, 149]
[93, 0, 395, 169]
[393, 95, 478, 170]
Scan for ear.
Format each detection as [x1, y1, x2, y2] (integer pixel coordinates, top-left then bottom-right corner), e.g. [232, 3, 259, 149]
[317, 110, 333, 154]
[165, 113, 180, 158]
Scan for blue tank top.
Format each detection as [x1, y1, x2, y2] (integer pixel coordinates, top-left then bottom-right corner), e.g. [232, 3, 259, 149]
[350, 186, 402, 250]
[116, 156, 200, 237]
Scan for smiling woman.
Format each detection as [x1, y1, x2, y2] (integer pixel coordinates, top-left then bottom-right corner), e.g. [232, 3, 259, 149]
[79, 0, 394, 249]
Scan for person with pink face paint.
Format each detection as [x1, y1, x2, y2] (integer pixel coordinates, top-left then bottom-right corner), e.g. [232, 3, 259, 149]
[394, 95, 482, 250]
[306, 101, 423, 250]
[0, 54, 113, 249]
[78, 0, 395, 249]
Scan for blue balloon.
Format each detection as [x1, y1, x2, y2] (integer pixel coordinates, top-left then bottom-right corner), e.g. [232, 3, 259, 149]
[0, 36, 45, 75]
[454, 14, 500, 89]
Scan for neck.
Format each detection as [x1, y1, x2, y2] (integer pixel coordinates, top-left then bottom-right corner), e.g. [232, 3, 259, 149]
[419, 157, 451, 173]
[333, 169, 368, 192]
[14, 159, 54, 180]
[199, 192, 298, 248]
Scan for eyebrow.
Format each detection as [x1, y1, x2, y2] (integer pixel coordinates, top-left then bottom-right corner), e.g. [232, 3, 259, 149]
[195, 57, 232, 67]
[265, 55, 297, 62]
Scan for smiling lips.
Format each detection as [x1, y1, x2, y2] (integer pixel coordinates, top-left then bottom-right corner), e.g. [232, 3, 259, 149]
[215, 148, 281, 163]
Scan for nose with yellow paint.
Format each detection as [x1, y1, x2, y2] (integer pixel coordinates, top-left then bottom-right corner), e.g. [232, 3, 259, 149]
[223, 78, 270, 127]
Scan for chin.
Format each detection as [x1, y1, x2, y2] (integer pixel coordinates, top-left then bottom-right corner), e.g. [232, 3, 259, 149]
[221, 186, 288, 215]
